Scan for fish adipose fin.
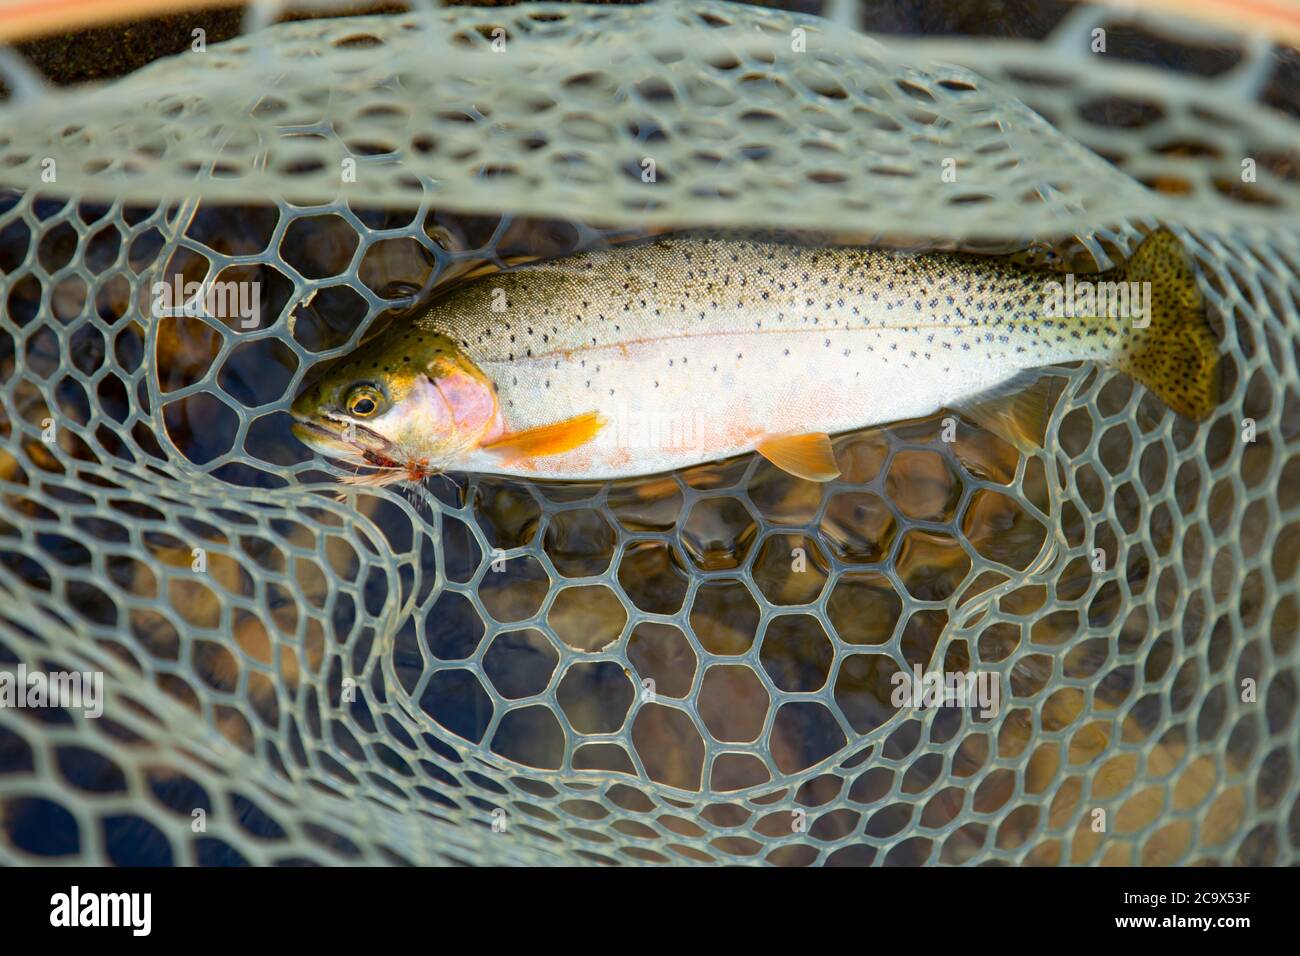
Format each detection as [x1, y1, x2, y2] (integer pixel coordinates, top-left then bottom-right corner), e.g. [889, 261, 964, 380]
[757, 432, 841, 482]
[482, 411, 605, 461]
[1111, 228, 1221, 422]
[952, 373, 1064, 453]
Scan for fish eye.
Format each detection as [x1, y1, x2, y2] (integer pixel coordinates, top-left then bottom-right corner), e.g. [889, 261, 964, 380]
[345, 385, 383, 418]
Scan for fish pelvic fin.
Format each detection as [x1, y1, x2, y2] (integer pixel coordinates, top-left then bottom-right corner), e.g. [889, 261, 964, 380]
[481, 411, 605, 462]
[1111, 228, 1221, 422]
[952, 372, 1064, 453]
[756, 432, 841, 482]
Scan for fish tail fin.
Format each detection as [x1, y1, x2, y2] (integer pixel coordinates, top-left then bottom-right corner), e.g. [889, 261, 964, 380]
[1109, 228, 1220, 421]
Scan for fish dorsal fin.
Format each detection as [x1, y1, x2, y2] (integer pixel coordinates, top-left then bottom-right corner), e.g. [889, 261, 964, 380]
[481, 412, 605, 461]
[756, 432, 841, 482]
[950, 372, 1063, 453]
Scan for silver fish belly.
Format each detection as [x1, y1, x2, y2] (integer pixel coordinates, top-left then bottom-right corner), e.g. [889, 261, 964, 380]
[434, 235, 1106, 479]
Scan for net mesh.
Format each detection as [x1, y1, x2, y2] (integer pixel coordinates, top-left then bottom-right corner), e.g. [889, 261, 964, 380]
[0, 0, 1297, 865]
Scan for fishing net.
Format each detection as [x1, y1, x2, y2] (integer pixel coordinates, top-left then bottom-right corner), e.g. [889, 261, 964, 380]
[0, 0, 1296, 865]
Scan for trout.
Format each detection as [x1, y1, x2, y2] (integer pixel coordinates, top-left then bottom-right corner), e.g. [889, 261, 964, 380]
[290, 229, 1219, 485]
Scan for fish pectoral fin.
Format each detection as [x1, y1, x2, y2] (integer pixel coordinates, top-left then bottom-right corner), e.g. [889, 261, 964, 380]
[481, 411, 605, 461]
[756, 432, 840, 482]
[951, 371, 1064, 453]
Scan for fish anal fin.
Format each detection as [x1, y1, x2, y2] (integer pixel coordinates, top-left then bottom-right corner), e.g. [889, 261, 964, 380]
[951, 372, 1064, 453]
[756, 432, 841, 482]
[482, 411, 605, 461]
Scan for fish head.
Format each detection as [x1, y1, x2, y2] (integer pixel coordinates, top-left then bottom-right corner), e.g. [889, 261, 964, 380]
[290, 327, 497, 481]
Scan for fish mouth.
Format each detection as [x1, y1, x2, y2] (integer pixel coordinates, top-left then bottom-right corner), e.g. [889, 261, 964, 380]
[290, 414, 405, 470]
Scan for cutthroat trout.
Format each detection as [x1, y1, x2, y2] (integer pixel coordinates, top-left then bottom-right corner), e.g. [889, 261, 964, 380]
[290, 229, 1219, 485]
